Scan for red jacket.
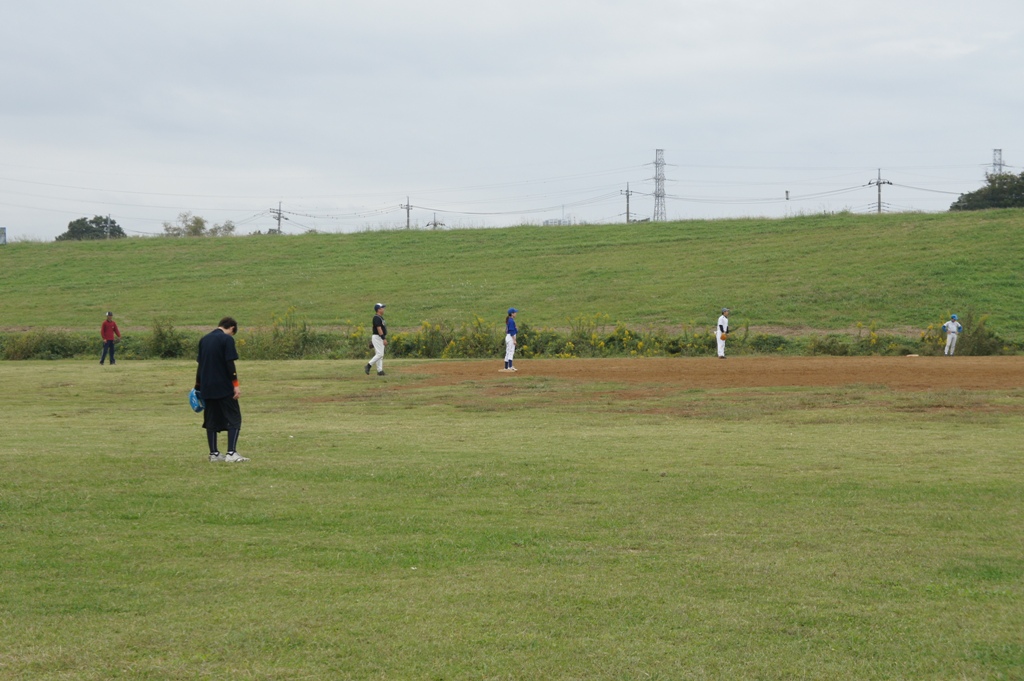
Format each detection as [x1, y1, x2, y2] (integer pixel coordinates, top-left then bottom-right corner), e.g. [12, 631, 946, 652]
[101, 319, 120, 341]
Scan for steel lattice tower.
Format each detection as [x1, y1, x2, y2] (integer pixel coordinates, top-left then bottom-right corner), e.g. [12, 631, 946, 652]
[993, 149, 1004, 175]
[653, 149, 666, 222]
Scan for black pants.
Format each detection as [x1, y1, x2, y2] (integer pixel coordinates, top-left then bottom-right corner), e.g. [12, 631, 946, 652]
[203, 397, 242, 432]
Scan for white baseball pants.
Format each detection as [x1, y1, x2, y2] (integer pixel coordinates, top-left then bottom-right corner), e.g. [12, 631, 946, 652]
[717, 334, 726, 357]
[369, 335, 386, 371]
[505, 334, 516, 362]
[944, 333, 958, 356]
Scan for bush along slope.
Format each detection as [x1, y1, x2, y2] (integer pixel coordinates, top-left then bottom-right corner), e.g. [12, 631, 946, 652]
[2, 312, 1017, 360]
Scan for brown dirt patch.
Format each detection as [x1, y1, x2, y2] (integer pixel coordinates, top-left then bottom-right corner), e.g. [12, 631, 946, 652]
[407, 356, 1024, 391]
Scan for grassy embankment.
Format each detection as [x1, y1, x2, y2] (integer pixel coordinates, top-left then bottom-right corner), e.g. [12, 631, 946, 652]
[1, 359, 1022, 679]
[1, 210, 1022, 338]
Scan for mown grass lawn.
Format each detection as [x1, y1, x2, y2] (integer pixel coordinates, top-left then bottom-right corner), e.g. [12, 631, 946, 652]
[2, 209, 1023, 337]
[1, 359, 1022, 679]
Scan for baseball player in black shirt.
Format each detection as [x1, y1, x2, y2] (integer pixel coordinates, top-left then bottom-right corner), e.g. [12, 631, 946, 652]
[365, 303, 388, 376]
[195, 317, 248, 462]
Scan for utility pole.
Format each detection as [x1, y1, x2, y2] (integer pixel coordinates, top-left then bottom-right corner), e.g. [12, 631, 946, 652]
[653, 149, 666, 222]
[993, 149, 1004, 175]
[621, 183, 632, 223]
[400, 197, 412, 229]
[867, 169, 891, 214]
[426, 213, 445, 230]
[269, 201, 288, 233]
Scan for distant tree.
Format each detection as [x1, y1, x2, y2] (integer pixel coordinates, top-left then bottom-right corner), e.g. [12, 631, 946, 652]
[162, 212, 236, 237]
[208, 220, 236, 237]
[949, 171, 1024, 211]
[55, 215, 126, 241]
[163, 212, 207, 237]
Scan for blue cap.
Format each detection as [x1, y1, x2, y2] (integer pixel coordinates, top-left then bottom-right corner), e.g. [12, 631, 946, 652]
[508, 308, 518, 314]
[374, 303, 386, 311]
[951, 314, 958, 320]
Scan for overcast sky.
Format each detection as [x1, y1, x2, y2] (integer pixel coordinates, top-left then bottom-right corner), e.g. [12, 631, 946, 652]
[2, 0, 1022, 239]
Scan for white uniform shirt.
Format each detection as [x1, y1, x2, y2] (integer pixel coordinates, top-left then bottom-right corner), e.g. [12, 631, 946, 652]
[942, 320, 962, 335]
[717, 315, 730, 339]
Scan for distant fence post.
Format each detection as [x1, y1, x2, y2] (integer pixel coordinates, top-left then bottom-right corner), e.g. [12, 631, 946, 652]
[0, 227, 6, 245]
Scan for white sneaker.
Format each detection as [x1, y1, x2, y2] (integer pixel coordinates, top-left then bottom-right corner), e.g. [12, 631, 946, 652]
[224, 452, 250, 463]
[509, 367, 518, 372]
[209, 452, 225, 462]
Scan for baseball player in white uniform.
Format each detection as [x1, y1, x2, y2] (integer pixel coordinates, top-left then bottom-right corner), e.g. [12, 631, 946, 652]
[942, 314, 962, 356]
[365, 303, 388, 376]
[716, 308, 730, 359]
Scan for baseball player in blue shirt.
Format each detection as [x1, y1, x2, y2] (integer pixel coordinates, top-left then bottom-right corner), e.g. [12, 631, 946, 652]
[502, 308, 518, 372]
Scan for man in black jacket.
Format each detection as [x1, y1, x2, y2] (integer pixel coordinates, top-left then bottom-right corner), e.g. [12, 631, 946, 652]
[196, 317, 249, 462]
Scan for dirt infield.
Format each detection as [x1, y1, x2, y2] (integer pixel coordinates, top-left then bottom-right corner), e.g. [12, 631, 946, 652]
[411, 356, 1024, 391]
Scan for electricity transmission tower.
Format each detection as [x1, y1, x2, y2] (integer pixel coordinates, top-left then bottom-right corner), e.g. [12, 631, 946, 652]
[653, 149, 666, 222]
[993, 149, 1004, 175]
[867, 169, 892, 214]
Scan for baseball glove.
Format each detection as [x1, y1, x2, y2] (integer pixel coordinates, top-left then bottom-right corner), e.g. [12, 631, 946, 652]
[720, 333, 728, 340]
[189, 388, 205, 413]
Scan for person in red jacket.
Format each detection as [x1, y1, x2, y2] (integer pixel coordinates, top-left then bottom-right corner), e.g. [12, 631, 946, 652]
[100, 311, 121, 365]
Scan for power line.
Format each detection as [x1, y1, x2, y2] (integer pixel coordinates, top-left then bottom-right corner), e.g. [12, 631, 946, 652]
[0, 176, 275, 200]
[663, 184, 867, 205]
[890, 183, 961, 195]
[1, 153, 1003, 233]
[409, 192, 621, 217]
[0, 187, 265, 213]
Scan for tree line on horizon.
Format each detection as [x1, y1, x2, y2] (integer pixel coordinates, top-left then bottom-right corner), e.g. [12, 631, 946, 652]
[54, 212, 236, 241]
[51, 174, 1024, 240]
[948, 171, 1024, 211]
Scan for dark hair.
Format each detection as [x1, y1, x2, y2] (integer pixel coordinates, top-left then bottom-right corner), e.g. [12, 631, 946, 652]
[218, 316, 238, 333]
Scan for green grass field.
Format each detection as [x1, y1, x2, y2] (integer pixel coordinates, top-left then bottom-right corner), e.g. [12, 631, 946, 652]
[2, 213, 1022, 677]
[2, 210, 1023, 337]
[2, 359, 1022, 679]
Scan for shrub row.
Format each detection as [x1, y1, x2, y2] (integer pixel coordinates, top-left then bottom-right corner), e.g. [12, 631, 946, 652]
[1, 311, 1017, 360]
